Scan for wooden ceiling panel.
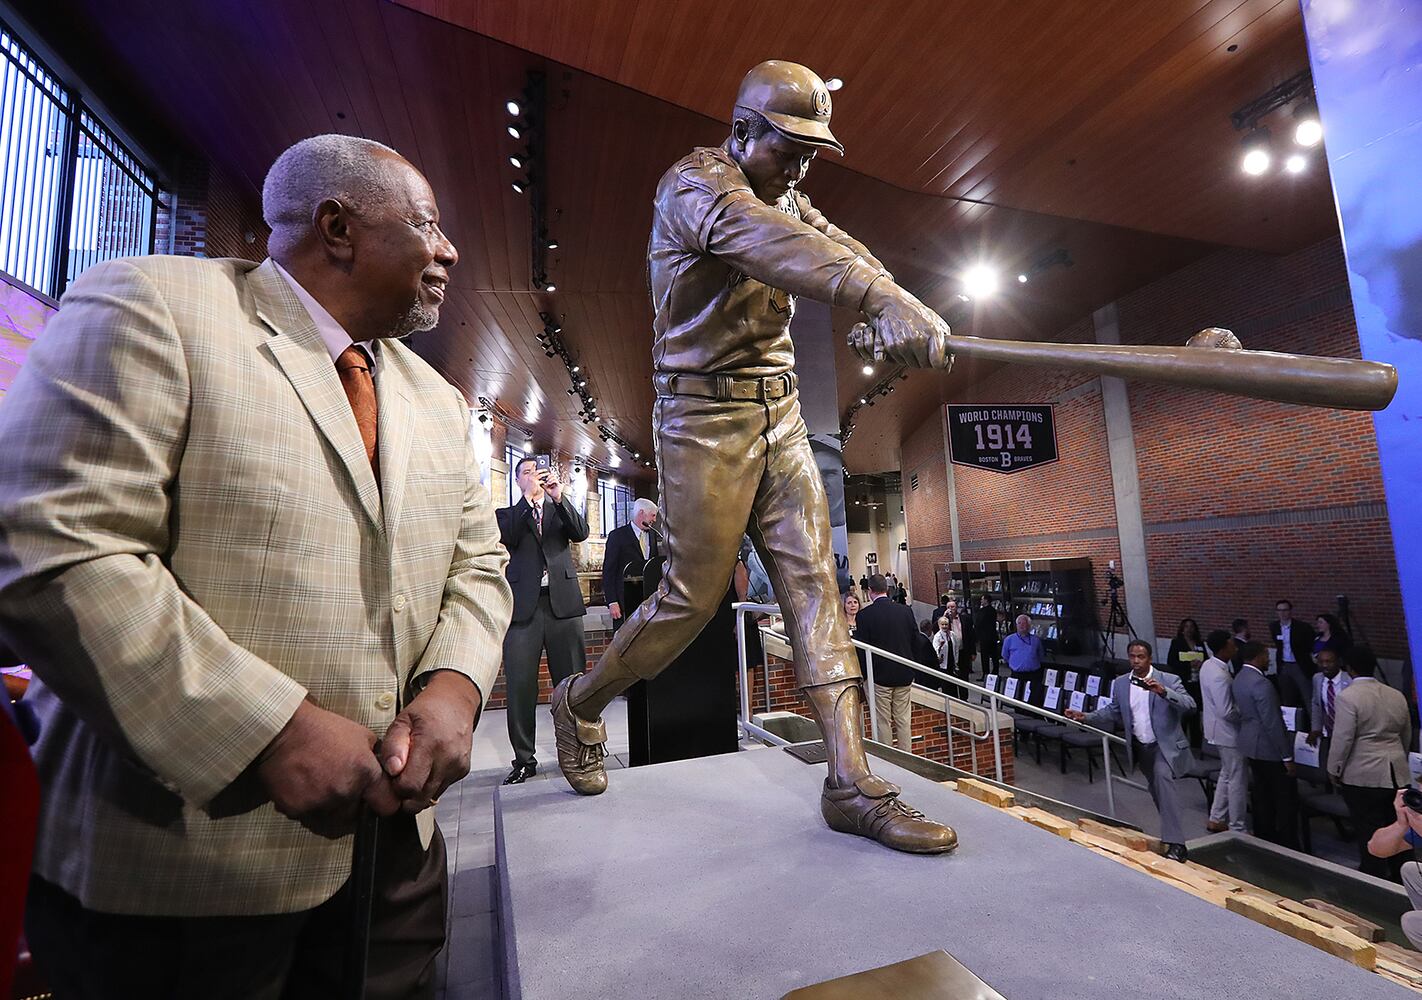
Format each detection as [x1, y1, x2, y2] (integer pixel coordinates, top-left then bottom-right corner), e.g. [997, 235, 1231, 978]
[22, 0, 1337, 480]
[399, 0, 1335, 253]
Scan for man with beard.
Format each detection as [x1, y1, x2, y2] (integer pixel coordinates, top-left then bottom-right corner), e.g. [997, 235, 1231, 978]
[549, 61, 956, 854]
[0, 135, 512, 998]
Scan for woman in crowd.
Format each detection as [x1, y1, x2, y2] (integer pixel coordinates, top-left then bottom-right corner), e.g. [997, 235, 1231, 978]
[1167, 617, 1207, 746]
[1314, 613, 1352, 656]
[843, 592, 860, 638]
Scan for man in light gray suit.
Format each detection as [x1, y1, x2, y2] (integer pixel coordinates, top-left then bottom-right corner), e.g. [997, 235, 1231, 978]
[1235, 641, 1300, 849]
[1068, 639, 1196, 861]
[1329, 645, 1411, 879]
[1307, 648, 1352, 774]
[1200, 630, 1246, 833]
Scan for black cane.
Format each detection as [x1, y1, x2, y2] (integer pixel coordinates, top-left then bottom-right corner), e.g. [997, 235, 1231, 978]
[342, 805, 380, 1000]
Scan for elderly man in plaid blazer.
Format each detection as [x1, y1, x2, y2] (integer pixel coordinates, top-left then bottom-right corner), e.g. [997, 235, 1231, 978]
[0, 135, 512, 999]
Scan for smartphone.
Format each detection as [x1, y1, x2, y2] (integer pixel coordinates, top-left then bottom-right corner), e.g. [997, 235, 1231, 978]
[534, 454, 552, 471]
[1130, 676, 1149, 690]
[1403, 786, 1422, 813]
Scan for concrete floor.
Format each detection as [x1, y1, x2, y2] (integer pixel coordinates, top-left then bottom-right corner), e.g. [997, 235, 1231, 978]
[494, 746, 1410, 1000]
[433, 700, 633, 1000]
[436, 698, 1359, 997]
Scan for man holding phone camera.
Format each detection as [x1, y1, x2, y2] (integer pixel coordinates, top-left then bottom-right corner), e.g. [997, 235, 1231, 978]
[497, 456, 590, 785]
[1068, 639, 1197, 861]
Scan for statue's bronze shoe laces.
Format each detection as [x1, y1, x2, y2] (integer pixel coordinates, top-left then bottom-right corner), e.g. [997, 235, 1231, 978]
[550, 676, 609, 795]
[820, 775, 958, 854]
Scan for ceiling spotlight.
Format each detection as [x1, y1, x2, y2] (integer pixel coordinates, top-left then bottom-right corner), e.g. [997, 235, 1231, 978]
[577, 379, 587, 388]
[1293, 100, 1322, 147]
[507, 125, 521, 140]
[523, 438, 535, 452]
[961, 264, 1000, 299]
[859, 397, 868, 405]
[1241, 127, 1271, 176]
[571, 364, 580, 373]
[861, 364, 874, 376]
[633, 452, 640, 459]
[506, 100, 521, 117]
[512, 179, 526, 194]
[509, 155, 523, 169]
[546, 239, 559, 250]
[1285, 153, 1307, 174]
[956, 293, 970, 302]
[825, 77, 844, 91]
[1017, 273, 1028, 284]
[544, 282, 557, 292]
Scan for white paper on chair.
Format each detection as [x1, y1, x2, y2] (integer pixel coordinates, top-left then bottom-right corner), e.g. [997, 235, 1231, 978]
[1086, 675, 1102, 696]
[1065, 671, 1079, 691]
[1045, 668, 1060, 689]
[1004, 677, 1020, 700]
[1281, 706, 1299, 731]
[1045, 686, 1062, 710]
[985, 674, 999, 692]
[1293, 732, 1320, 768]
[1069, 691, 1087, 713]
[1097, 696, 1113, 713]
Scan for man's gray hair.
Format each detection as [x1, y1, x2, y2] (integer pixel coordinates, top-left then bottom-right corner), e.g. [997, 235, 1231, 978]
[262, 134, 403, 232]
[632, 498, 658, 518]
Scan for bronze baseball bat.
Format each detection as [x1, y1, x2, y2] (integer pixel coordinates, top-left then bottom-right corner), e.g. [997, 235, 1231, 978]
[849, 323, 1398, 412]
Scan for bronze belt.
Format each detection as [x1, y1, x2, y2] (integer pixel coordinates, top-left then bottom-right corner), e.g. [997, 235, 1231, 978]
[653, 371, 797, 401]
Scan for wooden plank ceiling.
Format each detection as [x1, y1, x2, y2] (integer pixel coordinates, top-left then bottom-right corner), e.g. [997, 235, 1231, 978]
[26, 0, 1336, 475]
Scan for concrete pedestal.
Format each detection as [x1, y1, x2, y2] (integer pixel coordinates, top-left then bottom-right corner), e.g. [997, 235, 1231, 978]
[495, 747, 1406, 999]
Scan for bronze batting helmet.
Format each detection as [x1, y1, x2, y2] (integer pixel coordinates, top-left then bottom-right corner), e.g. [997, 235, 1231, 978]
[733, 60, 843, 155]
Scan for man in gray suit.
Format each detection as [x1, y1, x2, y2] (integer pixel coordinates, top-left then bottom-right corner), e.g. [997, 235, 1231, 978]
[1235, 641, 1300, 849]
[1200, 630, 1246, 833]
[1306, 648, 1352, 774]
[1068, 639, 1196, 861]
[1329, 645, 1411, 879]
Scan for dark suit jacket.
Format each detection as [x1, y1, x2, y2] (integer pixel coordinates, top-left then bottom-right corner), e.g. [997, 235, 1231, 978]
[974, 606, 998, 650]
[601, 522, 655, 611]
[1271, 618, 1316, 676]
[1234, 665, 1293, 762]
[497, 495, 589, 624]
[851, 596, 919, 687]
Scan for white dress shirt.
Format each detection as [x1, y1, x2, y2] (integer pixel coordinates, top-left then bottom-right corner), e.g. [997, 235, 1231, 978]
[1279, 620, 1296, 663]
[1129, 667, 1158, 744]
[272, 260, 380, 378]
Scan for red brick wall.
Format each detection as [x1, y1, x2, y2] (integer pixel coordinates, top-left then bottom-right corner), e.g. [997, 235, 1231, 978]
[154, 158, 268, 262]
[485, 627, 611, 710]
[1115, 239, 1404, 654]
[902, 413, 949, 597]
[897, 237, 1408, 658]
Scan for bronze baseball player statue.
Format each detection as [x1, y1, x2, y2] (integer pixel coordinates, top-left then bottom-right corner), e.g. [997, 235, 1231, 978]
[549, 59, 1399, 857]
[550, 60, 958, 854]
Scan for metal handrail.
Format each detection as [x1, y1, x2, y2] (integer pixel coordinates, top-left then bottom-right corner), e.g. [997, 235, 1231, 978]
[732, 601, 1143, 817]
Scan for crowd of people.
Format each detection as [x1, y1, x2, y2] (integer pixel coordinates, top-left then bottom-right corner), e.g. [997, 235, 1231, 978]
[842, 585, 1417, 892]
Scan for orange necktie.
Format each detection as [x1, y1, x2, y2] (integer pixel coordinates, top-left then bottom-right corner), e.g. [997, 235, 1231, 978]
[336, 344, 379, 478]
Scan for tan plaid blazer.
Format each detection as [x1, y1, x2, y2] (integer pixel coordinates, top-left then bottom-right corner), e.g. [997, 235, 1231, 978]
[0, 256, 511, 916]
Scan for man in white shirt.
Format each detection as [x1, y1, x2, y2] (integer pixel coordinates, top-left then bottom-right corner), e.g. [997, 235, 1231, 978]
[1272, 598, 1315, 712]
[1306, 648, 1352, 773]
[1200, 630, 1246, 833]
[1069, 640, 1197, 860]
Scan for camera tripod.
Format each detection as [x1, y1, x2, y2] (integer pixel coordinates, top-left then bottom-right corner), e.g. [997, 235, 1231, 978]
[1098, 576, 1138, 664]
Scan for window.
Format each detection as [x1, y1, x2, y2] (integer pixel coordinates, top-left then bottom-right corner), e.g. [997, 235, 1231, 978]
[0, 16, 159, 299]
[505, 444, 529, 507]
[600, 478, 633, 534]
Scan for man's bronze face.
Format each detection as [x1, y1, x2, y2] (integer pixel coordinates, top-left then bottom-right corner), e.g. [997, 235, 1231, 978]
[734, 126, 818, 203]
[349, 153, 458, 338]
